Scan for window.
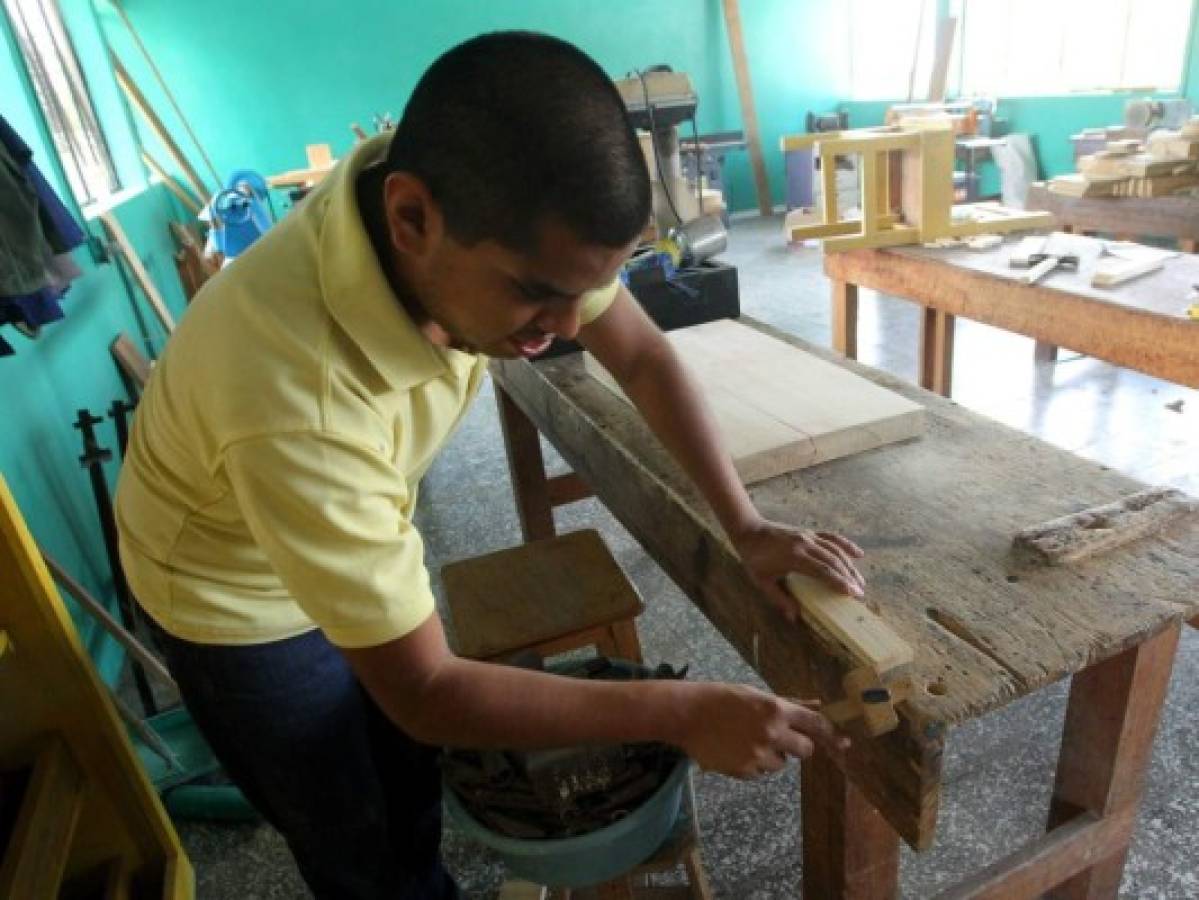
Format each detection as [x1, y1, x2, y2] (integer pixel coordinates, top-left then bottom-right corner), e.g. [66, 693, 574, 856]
[956, 0, 1194, 96]
[846, 0, 1195, 100]
[847, 0, 939, 101]
[3, 0, 119, 205]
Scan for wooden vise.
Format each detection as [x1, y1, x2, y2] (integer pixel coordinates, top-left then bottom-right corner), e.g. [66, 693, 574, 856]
[784, 573, 914, 736]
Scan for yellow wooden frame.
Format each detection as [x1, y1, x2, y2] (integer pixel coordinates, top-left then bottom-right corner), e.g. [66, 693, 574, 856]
[781, 126, 1054, 251]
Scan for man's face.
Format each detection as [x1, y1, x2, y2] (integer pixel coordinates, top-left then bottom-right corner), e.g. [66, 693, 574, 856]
[409, 217, 636, 358]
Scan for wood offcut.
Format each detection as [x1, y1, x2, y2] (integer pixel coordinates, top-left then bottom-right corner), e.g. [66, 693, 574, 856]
[1015, 487, 1199, 565]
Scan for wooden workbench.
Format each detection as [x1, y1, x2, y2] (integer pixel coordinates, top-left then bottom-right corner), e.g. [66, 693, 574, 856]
[490, 320, 1198, 899]
[824, 239, 1199, 397]
[1026, 183, 1199, 252]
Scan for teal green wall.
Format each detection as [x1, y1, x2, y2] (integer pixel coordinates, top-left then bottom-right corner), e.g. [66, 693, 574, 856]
[100, 0, 849, 213]
[2, 0, 188, 681]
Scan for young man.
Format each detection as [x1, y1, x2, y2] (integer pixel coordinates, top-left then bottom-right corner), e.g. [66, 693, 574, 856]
[116, 32, 866, 899]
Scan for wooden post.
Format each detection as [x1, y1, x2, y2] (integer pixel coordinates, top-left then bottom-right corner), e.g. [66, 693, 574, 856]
[495, 386, 556, 543]
[831, 280, 859, 359]
[100, 211, 176, 334]
[1046, 621, 1180, 899]
[919, 307, 954, 396]
[801, 749, 900, 899]
[721, 0, 773, 216]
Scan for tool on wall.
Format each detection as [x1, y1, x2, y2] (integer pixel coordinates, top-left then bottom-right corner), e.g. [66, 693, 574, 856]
[74, 407, 156, 716]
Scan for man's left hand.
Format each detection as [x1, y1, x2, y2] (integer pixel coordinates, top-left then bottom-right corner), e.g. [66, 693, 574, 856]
[733, 520, 866, 623]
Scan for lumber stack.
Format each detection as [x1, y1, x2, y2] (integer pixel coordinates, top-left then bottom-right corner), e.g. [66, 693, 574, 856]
[1049, 117, 1199, 199]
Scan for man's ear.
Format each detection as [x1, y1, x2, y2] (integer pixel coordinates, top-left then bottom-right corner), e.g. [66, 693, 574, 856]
[382, 172, 444, 259]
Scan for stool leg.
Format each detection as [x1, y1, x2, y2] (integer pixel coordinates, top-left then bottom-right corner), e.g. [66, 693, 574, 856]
[594, 876, 635, 898]
[683, 848, 714, 900]
[495, 385, 556, 542]
[599, 619, 643, 663]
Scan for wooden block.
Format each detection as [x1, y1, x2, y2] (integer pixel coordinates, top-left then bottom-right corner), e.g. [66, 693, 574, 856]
[784, 574, 913, 676]
[1015, 487, 1199, 565]
[1104, 139, 1141, 154]
[1091, 255, 1165, 287]
[110, 334, 152, 393]
[305, 143, 333, 169]
[1048, 174, 1117, 198]
[441, 530, 643, 660]
[584, 320, 926, 484]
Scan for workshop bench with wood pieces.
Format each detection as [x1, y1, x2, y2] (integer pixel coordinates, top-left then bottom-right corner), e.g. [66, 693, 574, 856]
[824, 238, 1199, 397]
[490, 318, 1198, 899]
[1025, 182, 1199, 253]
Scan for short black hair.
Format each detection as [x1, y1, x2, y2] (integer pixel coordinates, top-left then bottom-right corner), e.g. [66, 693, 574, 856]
[387, 31, 651, 252]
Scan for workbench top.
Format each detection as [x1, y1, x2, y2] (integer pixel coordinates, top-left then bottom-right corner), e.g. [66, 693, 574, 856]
[889, 234, 1199, 321]
[491, 316, 1199, 847]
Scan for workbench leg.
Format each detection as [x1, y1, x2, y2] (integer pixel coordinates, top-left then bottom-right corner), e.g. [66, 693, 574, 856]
[800, 748, 900, 899]
[495, 385, 556, 543]
[1035, 341, 1060, 364]
[919, 307, 954, 396]
[831, 280, 859, 360]
[1045, 621, 1180, 900]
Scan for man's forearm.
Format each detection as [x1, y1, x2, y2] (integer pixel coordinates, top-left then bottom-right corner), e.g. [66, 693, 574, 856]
[395, 655, 692, 749]
[619, 341, 761, 540]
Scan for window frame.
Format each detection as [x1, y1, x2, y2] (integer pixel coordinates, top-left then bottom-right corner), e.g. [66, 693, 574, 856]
[3, 0, 121, 207]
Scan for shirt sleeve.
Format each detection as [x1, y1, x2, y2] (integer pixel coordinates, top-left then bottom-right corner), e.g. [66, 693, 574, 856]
[223, 431, 435, 648]
[578, 277, 621, 326]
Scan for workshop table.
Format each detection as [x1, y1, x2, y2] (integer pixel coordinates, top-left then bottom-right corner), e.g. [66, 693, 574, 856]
[824, 240, 1199, 397]
[1026, 182, 1199, 252]
[490, 320, 1198, 899]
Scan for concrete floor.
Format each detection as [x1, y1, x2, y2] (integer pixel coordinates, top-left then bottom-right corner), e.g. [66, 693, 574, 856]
[174, 214, 1199, 898]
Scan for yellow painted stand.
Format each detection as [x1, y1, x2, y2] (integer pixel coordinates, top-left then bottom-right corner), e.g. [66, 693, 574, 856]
[781, 126, 1054, 251]
[0, 475, 193, 898]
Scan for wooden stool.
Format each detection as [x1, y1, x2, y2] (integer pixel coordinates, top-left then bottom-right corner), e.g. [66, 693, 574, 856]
[442, 529, 644, 663]
[441, 529, 711, 900]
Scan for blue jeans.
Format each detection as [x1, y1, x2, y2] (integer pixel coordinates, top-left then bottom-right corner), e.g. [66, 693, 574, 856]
[144, 615, 459, 899]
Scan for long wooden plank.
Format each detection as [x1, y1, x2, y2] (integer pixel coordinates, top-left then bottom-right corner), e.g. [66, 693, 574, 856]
[110, 51, 209, 203]
[101, 212, 176, 334]
[584, 320, 925, 485]
[721, 0, 772, 216]
[111, 0, 220, 186]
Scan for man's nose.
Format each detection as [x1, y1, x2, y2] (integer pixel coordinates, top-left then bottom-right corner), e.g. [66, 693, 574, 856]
[535, 299, 584, 341]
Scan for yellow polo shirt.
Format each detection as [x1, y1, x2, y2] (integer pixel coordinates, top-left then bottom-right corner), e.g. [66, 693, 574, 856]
[115, 134, 617, 648]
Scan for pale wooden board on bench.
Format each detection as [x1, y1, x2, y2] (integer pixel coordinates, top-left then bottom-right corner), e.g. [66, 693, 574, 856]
[584, 319, 926, 484]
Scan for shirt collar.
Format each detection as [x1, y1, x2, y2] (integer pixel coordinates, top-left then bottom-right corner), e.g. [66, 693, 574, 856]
[315, 133, 454, 391]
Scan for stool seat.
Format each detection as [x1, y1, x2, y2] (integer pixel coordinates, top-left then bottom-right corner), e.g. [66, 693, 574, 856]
[442, 529, 645, 661]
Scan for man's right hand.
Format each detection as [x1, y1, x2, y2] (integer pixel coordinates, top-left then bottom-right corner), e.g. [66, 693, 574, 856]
[345, 612, 848, 778]
[673, 682, 850, 779]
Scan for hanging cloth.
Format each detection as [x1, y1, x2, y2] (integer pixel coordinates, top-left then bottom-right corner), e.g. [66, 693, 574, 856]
[0, 113, 86, 355]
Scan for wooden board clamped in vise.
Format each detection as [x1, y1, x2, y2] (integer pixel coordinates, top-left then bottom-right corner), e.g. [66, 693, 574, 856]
[784, 573, 914, 736]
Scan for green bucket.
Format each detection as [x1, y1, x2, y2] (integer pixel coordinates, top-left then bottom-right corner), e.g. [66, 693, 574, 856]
[445, 754, 691, 887]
